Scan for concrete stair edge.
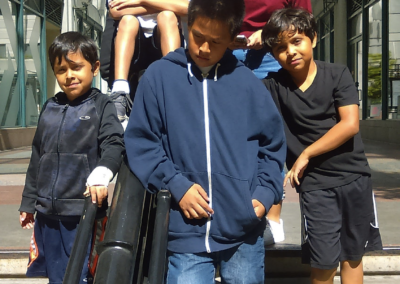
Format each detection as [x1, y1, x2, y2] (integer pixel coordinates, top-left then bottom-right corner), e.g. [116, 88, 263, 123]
[2, 248, 400, 277]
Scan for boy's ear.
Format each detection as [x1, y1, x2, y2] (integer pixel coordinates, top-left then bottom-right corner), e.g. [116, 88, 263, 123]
[312, 33, 317, 48]
[93, 61, 100, 76]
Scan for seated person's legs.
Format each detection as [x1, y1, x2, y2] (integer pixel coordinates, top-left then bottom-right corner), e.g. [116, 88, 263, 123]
[156, 11, 181, 56]
[112, 15, 139, 125]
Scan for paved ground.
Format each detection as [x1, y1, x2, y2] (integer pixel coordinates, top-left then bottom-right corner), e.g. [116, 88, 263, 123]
[0, 139, 399, 282]
[0, 140, 399, 250]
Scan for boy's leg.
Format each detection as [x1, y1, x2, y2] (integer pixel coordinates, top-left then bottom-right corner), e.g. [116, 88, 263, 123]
[340, 260, 363, 284]
[300, 189, 342, 284]
[310, 268, 336, 284]
[112, 15, 140, 125]
[114, 15, 139, 83]
[339, 176, 382, 284]
[59, 218, 93, 284]
[156, 11, 181, 56]
[219, 233, 264, 284]
[166, 251, 216, 284]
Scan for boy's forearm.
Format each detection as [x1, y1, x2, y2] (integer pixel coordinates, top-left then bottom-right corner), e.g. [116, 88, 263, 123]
[109, 6, 157, 19]
[139, 0, 189, 16]
[302, 111, 359, 159]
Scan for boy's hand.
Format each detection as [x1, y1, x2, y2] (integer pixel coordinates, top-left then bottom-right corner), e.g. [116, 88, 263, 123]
[109, 0, 140, 10]
[252, 199, 266, 219]
[284, 152, 310, 187]
[20, 212, 35, 229]
[84, 186, 108, 207]
[247, 30, 264, 50]
[179, 184, 214, 219]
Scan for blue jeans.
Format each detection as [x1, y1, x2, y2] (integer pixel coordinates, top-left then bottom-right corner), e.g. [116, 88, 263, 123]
[232, 49, 281, 79]
[166, 235, 264, 284]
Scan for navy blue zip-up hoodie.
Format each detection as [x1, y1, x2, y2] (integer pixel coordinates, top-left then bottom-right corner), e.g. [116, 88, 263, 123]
[125, 48, 286, 253]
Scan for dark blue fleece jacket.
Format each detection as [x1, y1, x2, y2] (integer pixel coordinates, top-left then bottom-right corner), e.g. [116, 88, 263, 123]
[125, 48, 286, 253]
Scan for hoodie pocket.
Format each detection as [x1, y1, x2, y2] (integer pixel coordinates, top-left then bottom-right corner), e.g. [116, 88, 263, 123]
[36, 153, 59, 199]
[54, 153, 91, 200]
[210, 173, 260, 241]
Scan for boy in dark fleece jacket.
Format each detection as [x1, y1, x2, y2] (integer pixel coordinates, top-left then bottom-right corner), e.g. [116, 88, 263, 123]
[124, 0, 286, 282]
[19, 32, 124, 284]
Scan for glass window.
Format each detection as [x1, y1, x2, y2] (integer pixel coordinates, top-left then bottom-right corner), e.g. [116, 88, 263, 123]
[349, 13, 362, 40]
[24, 8, 43, 126]
[388, 0, 400, 119]
[367, 1, 382, 119]
[0, 1, 19, 128]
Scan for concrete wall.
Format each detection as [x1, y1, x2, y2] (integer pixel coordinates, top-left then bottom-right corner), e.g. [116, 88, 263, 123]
[0, 128, 36, 150]
[360, 120, 400, 145]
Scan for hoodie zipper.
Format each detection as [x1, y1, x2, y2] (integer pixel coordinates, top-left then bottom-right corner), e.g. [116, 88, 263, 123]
[51, 103, 69, 214]
[202, 73, 213, 253]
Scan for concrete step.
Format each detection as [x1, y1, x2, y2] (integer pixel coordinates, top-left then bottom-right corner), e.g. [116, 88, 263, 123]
[2, 276, 400, 284]
[264, 244, 400, 277]
[2, 247, 400, 279]
[0, 279, 47, 284]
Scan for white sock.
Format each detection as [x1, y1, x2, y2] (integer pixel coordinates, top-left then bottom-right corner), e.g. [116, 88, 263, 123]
[111, 80, 130, 94]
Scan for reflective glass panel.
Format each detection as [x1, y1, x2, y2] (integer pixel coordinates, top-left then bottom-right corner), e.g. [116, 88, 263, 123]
[24, 8, 42, 126]
[388, 0, 400, 119]
[367, 1, 382, 119]
[0, 1, 19, 128]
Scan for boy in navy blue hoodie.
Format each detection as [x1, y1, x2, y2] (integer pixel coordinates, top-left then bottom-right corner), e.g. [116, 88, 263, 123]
[125, 0, 286, 282]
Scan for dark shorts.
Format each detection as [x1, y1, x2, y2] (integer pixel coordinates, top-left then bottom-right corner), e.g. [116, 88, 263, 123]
[99, 14, 163, 92]
[26, 213, 93, 284]
[300, 175, 382, 270]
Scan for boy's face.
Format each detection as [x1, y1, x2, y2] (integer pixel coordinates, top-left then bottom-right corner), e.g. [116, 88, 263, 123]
[188, 16, 233, 68]
[272, 30, 317, 77]
[53, 51, 100, 101]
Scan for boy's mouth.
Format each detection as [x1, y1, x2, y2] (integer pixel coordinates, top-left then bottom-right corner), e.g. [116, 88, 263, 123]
[197, 55, 209, 61]
[290, 58, 301, 65]
[66, 82, 79, 88]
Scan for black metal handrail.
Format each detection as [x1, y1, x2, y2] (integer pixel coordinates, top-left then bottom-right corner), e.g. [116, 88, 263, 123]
[63, 195, 98, 284]
[63, 157, 171, 284]
[94, 158, 147, 284]
[147, 190, 171, 284]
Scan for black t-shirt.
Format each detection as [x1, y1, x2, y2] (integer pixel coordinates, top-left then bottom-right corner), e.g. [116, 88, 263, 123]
[263, 60, 370, 192]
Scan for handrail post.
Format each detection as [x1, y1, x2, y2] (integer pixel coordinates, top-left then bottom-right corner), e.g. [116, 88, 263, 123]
[63, 196, 97, 284]
[93, 158, 147, 284]
[147, 190, 171, 284]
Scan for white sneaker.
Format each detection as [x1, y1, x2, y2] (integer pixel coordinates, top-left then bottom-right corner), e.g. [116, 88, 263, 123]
[268, 219, 285, 243]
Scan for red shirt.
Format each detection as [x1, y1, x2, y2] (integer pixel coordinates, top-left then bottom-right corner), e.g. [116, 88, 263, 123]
[240, 0, 312, 38]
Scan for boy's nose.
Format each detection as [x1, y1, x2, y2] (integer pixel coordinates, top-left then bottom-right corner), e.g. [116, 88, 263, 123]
[200, 42, 210, 54]
[287, 45, 296, 56]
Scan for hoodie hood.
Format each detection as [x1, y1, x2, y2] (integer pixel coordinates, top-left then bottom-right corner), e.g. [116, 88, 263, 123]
[162, 47, 245, 82]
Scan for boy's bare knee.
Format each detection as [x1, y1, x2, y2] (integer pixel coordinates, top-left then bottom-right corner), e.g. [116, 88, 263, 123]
[310, 267, 336, 284]
[157, 11, 178, 26]
[118, 15, 139, 32]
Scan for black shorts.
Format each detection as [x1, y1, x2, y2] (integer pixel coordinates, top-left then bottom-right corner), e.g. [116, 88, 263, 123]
[300, 175, 382, 270]
[99, 14, 163, 92]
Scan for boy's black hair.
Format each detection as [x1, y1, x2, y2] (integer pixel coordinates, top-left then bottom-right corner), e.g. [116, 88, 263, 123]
[262, 8, 317, 53]
[187, 0, 245, 39]
[48, 31, 99, 71]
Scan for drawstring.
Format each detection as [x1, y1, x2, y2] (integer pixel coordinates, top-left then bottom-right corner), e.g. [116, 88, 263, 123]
[187, 63, 194, 77]
[214, 63, 221, 81]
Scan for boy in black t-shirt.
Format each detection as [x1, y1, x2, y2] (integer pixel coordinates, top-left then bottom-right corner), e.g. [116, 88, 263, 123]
[262, 8, 382, 284]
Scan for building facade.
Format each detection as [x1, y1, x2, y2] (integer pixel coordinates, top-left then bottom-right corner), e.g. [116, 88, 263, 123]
[0, 0, 108, 150]
[311, 0, 400, 145]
